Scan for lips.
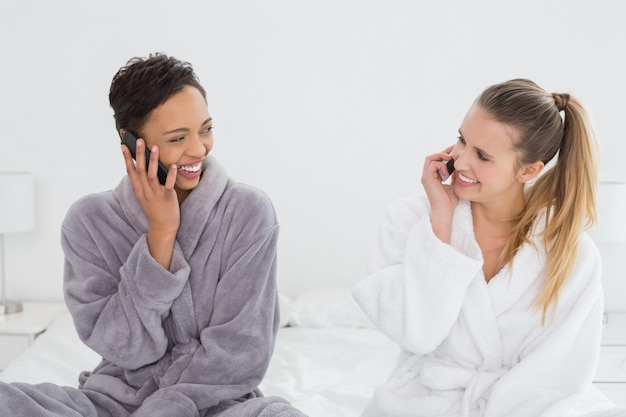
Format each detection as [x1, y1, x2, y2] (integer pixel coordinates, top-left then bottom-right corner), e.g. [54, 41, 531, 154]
[177, 161, 202, 179]
[457, 172, 478, 184]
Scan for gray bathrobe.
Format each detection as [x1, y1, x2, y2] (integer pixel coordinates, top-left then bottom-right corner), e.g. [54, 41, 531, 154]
[0, 156, 303, 417]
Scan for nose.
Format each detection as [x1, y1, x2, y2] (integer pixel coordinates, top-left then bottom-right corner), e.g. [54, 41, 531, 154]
[452, 146, 466, 169]
[188, 133, 209, 157]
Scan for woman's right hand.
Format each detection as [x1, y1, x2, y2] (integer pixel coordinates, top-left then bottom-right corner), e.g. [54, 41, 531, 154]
[421, 145, 459, 244]
[122, 138, 180, 269]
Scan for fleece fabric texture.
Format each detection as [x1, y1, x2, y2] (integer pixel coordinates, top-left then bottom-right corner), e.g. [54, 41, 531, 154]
[0, 156, 307, 417]
[353, 193, 607, 417]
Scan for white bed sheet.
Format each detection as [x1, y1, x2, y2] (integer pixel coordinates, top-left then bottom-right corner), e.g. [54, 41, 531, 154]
[0, 309, 400, 417]
[0, 290, 621, 417]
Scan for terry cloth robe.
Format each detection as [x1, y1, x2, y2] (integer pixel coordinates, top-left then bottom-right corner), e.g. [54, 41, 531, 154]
[353, 193, 605, 417]
[0, 156, 307, 417]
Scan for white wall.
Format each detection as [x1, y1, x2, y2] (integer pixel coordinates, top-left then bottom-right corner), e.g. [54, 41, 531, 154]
[1, 1, 625, 306]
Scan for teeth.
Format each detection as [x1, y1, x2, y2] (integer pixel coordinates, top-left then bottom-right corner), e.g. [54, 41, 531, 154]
[178, 163, 201, 173]
[458, 172, 478, 183]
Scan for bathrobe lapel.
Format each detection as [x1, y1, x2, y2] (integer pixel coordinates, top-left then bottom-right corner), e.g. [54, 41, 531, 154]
[448, 201, 506, 413]
[116, 155, 229, 253]
[462, 280, 503, 369]
[450, 201, 504, 367]
[487, 240, 546, 318]
[176, 156, 229, 257]
[451, 200, 546, 360]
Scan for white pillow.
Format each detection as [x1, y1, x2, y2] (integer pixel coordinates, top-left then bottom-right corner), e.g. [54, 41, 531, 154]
[278, 292, 294, 327]
[288, 288, 374, 328]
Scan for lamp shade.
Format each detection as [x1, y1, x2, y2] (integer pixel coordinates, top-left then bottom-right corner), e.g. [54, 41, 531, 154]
[0, 172, 35, 233]
[587, 181, 626, 244]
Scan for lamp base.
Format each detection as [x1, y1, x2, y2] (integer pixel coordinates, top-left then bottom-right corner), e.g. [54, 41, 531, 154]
[0, 300, 23, 315]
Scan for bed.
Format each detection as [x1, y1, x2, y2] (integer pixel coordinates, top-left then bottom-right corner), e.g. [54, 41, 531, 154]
[0, 289, 622, 417]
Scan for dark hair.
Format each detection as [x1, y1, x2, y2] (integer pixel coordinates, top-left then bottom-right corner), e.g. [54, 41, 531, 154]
[477, 78, 598, 321]
[109, 52, 206, 135]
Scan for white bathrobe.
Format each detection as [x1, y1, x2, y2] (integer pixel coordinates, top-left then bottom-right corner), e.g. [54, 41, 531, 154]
[353, 193, 604, 417]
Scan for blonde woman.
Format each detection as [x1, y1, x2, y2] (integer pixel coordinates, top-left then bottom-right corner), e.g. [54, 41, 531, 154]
[353, 79, 609, 416]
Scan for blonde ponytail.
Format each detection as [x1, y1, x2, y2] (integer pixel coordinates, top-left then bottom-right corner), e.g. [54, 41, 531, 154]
[477, 80, 599, 322]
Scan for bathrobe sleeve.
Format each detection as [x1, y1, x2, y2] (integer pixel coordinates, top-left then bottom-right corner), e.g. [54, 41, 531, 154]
[61, 195, 191, 370]
[353, 195, 483, 354]
[128, 189, 279, 416]
[484, 235, 604, 417]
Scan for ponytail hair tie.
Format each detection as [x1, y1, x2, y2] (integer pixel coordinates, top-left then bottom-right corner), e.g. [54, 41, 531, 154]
[552, 92, 570, 112]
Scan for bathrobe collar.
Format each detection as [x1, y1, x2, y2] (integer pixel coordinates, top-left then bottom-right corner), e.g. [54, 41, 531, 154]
[488, 211, 548, 318]
[451, 199, 548, 318]
[115, 155, 230, 256]
[450, 200, 503, 367]
[450, 200, 550, 369]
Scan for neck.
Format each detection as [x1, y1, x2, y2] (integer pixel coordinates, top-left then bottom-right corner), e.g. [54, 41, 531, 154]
[472, 205, 518, 234]
[472, 188, 525, 226]
[176, 188, 191, 206]
[472, 199, 525, 245]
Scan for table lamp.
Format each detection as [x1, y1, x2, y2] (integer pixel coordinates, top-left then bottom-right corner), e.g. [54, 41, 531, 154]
[0, 172, 35, 315]
[587, 181, 626, 312]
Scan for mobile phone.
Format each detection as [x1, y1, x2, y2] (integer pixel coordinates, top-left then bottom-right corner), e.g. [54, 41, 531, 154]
[439, 158, 455, 182]
[121, 131, 169, 185]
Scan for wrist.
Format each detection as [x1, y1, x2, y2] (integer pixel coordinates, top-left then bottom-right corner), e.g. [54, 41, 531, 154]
[146, 229, 177, 270]
[147, 226, 178, 241]
[429, 210, 454, 244]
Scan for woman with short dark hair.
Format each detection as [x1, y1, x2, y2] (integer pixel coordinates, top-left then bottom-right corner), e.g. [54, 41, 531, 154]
[0, 53, 307, 417]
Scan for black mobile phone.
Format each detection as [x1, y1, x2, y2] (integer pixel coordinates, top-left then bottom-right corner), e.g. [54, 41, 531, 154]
[121, 131, 169, 185]
[440, 157, 455, 182]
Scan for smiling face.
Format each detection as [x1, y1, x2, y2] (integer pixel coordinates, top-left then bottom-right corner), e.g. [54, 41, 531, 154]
[452, 104, 531, 212]
[140, 85, 214, 199]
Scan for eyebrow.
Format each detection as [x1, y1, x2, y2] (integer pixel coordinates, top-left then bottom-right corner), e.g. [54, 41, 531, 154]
[162, 118, 212, 135]
[458, 129, 494, 159]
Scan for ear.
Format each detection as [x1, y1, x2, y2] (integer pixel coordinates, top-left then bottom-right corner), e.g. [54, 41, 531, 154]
[118, 129, 126, 139]
[517, 161, 544, 183]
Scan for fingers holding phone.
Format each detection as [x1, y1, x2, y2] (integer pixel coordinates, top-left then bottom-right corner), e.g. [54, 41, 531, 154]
[422, 146, 455, 185]
[438, 157, 455, 182]
[144, 143, 178, 190]
[422, 146, 458, 243]
[421, 146, 458, 205]
[121, 131, 171, 186]
[121, 137, 177, 196]
[120, 136, 180, 223]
